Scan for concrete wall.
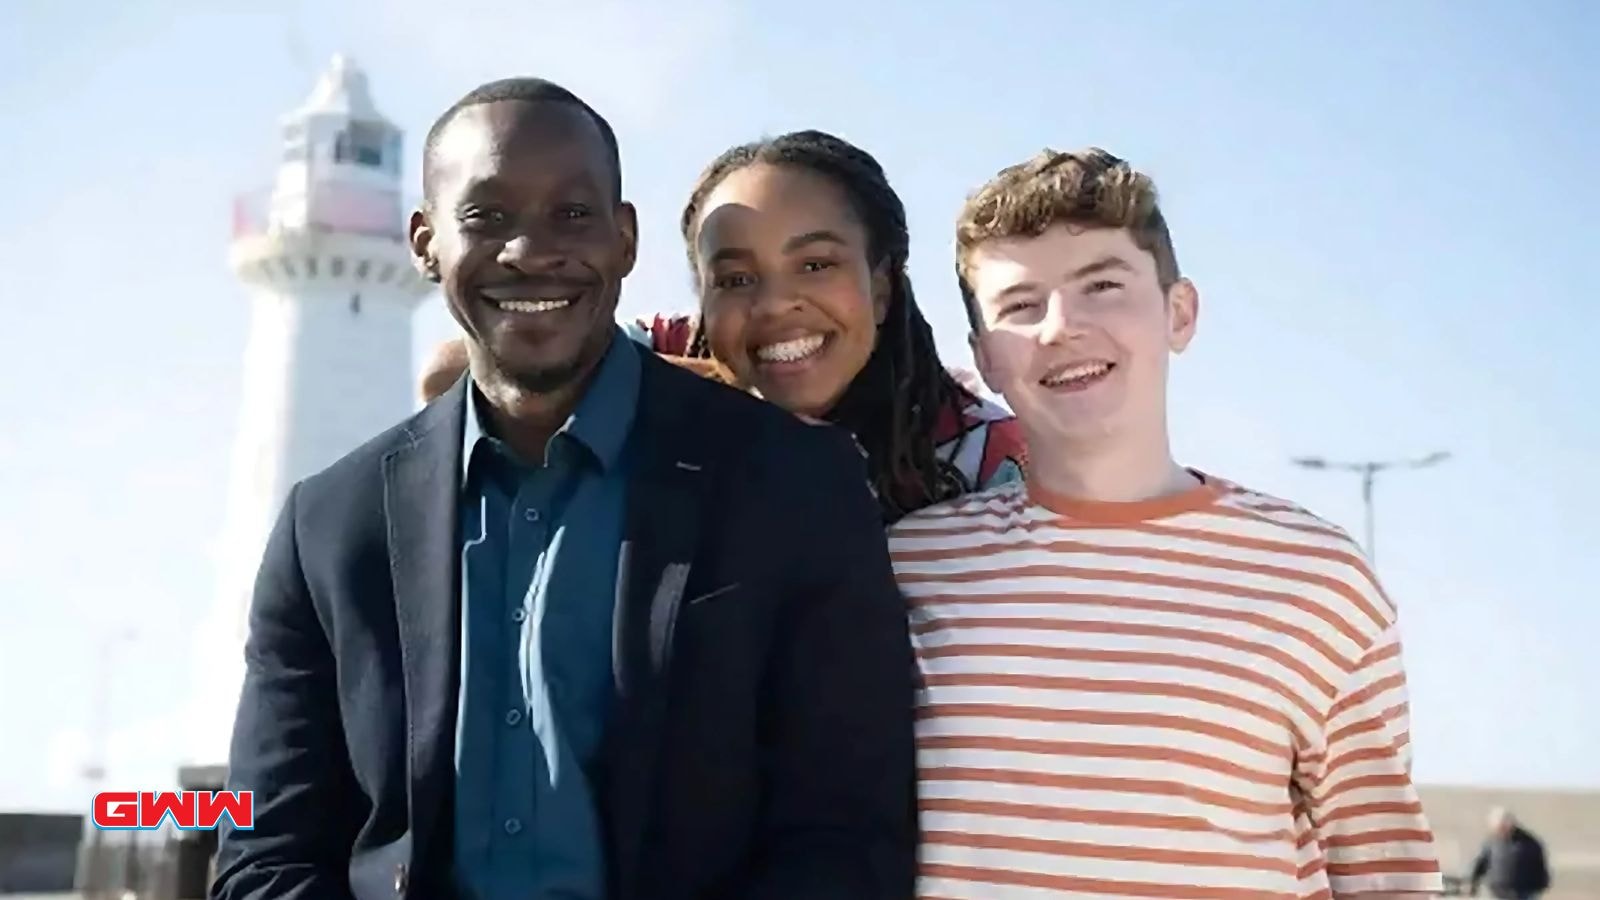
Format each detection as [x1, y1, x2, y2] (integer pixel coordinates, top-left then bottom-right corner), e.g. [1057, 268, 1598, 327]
[0, 814, 80, 893]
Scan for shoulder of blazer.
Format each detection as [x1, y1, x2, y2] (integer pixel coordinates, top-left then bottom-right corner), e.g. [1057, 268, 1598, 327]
[634, 351, 841, 468]
[640, 355, 869, 503]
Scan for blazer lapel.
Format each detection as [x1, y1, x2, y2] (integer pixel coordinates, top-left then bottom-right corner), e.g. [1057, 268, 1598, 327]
[382, 377, 467, 867]
[604, 358, 712, 894]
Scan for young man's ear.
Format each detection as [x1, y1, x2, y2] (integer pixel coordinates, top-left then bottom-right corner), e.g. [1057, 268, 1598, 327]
[1166, 277, 1200, 353]
[408, 208, 439, 282]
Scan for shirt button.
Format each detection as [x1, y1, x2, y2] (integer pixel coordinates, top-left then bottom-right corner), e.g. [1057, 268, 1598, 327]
[511, 607, 526, 623]
[505, 708, 522, 726]
[504, 817, 522, 835]
[524, 508, 540, 522]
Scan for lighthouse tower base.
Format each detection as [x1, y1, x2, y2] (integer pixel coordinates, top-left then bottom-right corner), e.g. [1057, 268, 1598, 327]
[72, 53, 434, 900]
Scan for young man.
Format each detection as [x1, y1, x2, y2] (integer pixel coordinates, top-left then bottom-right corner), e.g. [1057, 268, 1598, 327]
[212, 78, 915, 900]
[889, 148, 1442, 898]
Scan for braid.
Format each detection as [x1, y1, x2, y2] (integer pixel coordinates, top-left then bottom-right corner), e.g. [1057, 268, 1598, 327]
[681, 130, 971, 521]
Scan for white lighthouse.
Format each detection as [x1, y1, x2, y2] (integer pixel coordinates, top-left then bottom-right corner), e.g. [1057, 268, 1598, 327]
[188, 55, 432, 767]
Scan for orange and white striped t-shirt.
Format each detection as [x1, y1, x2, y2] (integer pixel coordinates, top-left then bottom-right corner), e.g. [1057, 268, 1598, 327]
[888, 474, 1442, 899]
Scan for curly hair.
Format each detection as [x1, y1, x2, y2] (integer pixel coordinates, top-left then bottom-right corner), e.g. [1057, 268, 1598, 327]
[955, 147, 1179, 329]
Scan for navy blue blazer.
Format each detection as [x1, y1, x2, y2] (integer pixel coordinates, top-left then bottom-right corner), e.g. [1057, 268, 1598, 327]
[210, 352, 916, 900]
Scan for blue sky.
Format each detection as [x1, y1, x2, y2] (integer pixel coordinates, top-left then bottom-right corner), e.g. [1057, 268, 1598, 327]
[1, 0, 1595, 812]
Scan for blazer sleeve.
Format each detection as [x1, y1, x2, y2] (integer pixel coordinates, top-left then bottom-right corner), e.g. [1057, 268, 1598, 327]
[211, 483, 360, 900]
[741, 423, 917, 900]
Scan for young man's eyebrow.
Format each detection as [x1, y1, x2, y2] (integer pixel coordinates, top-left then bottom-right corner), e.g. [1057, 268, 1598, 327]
[1070, 255, 1136, 279]
[992, 281, 1044, 303]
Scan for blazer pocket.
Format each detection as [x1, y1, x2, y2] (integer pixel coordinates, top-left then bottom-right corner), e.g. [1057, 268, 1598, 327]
[684, 581, 741, 607]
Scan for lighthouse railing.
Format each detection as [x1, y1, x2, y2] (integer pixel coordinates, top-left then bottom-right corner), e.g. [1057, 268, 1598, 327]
[231, 187, 420, 243]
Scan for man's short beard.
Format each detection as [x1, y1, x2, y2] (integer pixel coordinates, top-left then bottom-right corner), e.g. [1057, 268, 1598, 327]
[507, 357, 587, 394]
[502, 323, 612, 395]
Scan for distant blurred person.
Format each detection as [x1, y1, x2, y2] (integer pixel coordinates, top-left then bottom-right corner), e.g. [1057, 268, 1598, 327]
[1469, 807, 1550, 899]
[418, 336, 470, 402]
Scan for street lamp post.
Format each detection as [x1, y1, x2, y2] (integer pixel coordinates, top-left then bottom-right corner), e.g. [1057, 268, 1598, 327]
[1290, 451, 1451, 565]
[84, 627, 136, 791]
[77, 626, 136, 897]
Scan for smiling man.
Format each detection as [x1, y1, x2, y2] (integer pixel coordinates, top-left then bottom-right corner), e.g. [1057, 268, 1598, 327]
[211, 78, 916, 900]
[888, 148, 1443, 899]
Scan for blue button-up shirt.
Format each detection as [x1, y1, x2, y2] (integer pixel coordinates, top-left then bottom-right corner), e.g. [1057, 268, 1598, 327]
[454, 328, 640, 899]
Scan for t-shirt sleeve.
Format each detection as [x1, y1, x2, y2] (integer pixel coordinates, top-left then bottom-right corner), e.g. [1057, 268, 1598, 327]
[1293, 622, 1443, 897]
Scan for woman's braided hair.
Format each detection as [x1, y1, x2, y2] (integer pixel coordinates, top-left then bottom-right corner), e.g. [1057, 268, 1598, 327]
[679, 130, 971, 521]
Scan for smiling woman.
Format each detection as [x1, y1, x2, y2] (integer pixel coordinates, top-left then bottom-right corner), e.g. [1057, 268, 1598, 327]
[656, 129, 1027, 521]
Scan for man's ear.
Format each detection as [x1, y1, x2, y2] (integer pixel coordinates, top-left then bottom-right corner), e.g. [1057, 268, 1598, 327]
[617, 201, 639, 277]
[1166, 277, 1199, 353]
[408, 207, 439, 282]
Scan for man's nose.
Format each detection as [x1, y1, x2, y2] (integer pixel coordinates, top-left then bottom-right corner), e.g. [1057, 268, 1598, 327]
[1038, 293, 1087, 345]
[497, 228, 568, 273]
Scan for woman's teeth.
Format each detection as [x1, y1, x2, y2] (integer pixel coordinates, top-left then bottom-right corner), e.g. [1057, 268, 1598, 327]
[755, 334, 826, 364]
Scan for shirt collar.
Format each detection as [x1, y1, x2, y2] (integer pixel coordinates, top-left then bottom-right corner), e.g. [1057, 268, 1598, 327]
[461, 372, 485, 483]
[460, 326, 641, 482]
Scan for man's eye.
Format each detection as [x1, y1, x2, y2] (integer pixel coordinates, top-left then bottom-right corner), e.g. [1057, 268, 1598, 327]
[558, 204, 592, 220]
[712, 272, 754, 290]
[999, 300, 1037, 317]
[801, 259, 836, 273]
[461, 208, 505, 225]
[1086, 279, 1124, 293]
